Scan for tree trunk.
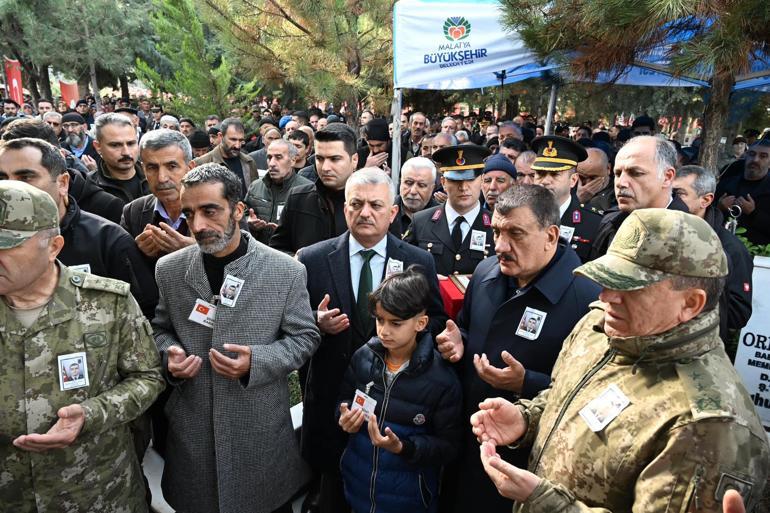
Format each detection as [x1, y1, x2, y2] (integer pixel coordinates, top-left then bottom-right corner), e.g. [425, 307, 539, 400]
[77, 73, 91, 99]
[700, 71, 734, 172]
[24, 69, 41, 103]
[506, 94, 520, 119]
[37, 64, 53, 100]
[119, 74, 130, 99]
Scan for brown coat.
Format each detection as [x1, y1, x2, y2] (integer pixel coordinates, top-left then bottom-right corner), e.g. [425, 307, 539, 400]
[192, 145, 259, 189]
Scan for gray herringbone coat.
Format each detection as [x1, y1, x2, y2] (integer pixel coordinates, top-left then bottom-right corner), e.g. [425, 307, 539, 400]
[152, 232, 320, 513]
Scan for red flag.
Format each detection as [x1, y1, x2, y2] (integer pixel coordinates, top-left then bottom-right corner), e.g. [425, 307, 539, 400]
[195, 304, 210, 315]
[3, 57, 23, 106]
[59, 80, 80, 109]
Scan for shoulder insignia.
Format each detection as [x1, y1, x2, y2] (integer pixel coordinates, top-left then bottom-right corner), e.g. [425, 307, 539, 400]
[431, 209, 443, 222]
[715, 473, 754, 505]
[77, 273, 131, 296]
[674, 359, 736, 421]
[482, 212, 491, 227]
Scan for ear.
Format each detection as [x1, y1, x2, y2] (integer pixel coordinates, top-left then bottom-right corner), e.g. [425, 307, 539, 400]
[351, 151, 359, 168]
[388, 204, 399, 223]
[661, 167, 676, 188]
[187, 160, 196, 170]
[416, 313, 429, 332]
[545, 224, 560, 248]
[440, 175, 447, 189]
[701, 192, 714, 210]
[678, 287, 707, 323]
[92, 139, 102, 154]
[233, 201, 245, 222]
[56, 172, 70, 199]
[569, 171, 579, 189]
[49, 234, 65, 261]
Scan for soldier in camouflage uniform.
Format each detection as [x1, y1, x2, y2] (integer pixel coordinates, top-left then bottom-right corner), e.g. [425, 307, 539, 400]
[470, 208, 770, 512]
[0, 180, 165, 513]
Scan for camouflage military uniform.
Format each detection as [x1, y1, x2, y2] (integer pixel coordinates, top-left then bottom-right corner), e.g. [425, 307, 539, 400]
[510, 210, 769, 512]
[0, 265, 165, 512]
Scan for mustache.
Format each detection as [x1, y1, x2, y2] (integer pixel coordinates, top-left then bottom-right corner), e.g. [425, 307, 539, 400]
[118, 156, 134, 162]
[194, 230, 223, 241]
[616, 189, 634, 198]
[155, 182, 176, 191]
[497, 253, 515, 262]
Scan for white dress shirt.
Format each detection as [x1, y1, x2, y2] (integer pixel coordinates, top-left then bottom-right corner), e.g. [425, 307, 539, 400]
[349, 234, 388, 301]
[445, 201, 481, 243]
[558, 196, 571, 221]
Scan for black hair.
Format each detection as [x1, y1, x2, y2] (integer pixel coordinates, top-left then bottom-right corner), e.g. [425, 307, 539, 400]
[287, 129, 310, 147]
[368, 265, 429, 320]
[181, 162, 242, 209]
[315, 123, 357, 156]
[2, 118, 59, 146]
[0, 137, 66, 178]
[501, 138, 527, 152]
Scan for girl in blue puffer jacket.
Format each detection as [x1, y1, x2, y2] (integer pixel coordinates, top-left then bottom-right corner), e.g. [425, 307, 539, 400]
[337, 266, 462, 513]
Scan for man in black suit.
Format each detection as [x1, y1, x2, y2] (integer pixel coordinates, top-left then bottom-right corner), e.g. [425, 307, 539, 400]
[298, 167, 447, 513]
[120, 129, 195, 273]
[531, 135, 603, 263]
[404, 145, 495, 277]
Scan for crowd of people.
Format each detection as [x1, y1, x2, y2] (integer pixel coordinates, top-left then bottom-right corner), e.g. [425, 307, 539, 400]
[0, 92, 768, 513]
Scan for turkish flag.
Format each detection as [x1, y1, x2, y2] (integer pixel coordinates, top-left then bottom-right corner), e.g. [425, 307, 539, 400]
[59, 80, 80, 109]
[196, 304, 210, 315]
[3, 57, 23, 107]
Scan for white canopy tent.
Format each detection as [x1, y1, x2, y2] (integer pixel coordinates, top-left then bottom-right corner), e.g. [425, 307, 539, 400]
[390, 0, 708, 187]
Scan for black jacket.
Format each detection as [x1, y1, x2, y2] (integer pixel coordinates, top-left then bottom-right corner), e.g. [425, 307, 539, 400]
[120, 194, 190, 272]
[298, 232, 447, 472]
[269, 179, 348, 254]
[714, 170, 770, 245]
[704, 206, 753, 353]
[58, 197, 159, 319]
[404, 203, 494, 276]
[589, 195, 689, 260]
[337, 333, 462, 513]
[67, 169, 124, 224]
[87, 161, 150, 206]
[446, 247, 600, 513]
[559, 194, 603, 263]
[391, 195, 438, 239]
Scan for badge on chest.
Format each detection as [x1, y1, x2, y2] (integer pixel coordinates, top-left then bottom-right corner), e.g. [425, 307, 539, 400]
[189, 299, 217, 328]
[58, 352, 89, 391]
[516, 307, 547, 340]
[579, 384, 631, 432]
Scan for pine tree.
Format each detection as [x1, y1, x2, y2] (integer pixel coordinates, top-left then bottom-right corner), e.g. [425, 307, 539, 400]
[499, 0, 770, 170]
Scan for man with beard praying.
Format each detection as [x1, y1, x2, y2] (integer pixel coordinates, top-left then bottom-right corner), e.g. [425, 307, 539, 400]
[152, 163, 319, 513]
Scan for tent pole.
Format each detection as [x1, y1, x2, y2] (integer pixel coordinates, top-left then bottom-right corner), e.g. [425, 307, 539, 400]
[544, 83, 558, 135]
[391, 88, 403, 196]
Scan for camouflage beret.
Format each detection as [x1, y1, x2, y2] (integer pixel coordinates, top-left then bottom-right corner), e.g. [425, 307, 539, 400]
[574, 209, 728, 290]
[0, 180, 59, 249]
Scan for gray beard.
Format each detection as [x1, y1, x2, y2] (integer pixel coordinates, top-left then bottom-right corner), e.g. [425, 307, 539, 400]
[196, 217, 238, 254]
[65, 133, 83, 148]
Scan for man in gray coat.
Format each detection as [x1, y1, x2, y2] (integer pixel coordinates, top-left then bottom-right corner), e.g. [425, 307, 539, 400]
[152, 163, 321, 513]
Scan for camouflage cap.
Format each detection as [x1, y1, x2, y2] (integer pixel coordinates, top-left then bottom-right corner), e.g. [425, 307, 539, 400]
[0, 180, 59, 249]
[574, 209, 727, 290]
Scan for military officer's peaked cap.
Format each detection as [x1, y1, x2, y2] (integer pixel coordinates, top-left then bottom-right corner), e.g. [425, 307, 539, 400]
[433, 144, 491, 180]
[531, 135, 588, 172]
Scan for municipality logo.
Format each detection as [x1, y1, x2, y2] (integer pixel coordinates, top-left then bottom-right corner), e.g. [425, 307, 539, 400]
[443, 17, 471, 41]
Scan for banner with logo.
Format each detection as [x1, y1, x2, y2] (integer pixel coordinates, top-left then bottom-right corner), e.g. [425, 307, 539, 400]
[735, 256, 770, 437]
[393, 0, 545, 90]
[59, 80, 80, 109]
[393, 0, 708, 90]
[3, 57, 24, 106]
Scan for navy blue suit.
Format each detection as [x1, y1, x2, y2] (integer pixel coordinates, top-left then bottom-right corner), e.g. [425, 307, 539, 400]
[298, 231, 447, 472]
[445, 245, 601, 513]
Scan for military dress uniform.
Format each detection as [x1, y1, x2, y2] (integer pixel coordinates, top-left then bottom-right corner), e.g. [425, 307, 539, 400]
[0, 181, 164, 513]
[559, 195, 603, 263]
[404, 144, 494, 276]
[404, 203, 494, 276]
[530, 136, 602, 263]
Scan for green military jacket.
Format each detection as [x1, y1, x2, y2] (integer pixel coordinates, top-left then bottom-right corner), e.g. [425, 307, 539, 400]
[0, 263, 165, 513]
[515, 302, 769, 513]
[244, 171, 312, 243]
